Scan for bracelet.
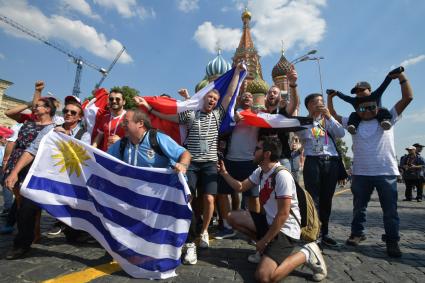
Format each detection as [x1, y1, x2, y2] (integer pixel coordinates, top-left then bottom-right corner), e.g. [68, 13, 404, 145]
[289, 84, 298, 88]
[400, 79, 407, 85]
[148, 107, 153, 113]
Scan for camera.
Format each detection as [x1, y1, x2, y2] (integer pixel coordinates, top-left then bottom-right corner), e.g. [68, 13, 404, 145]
[280, 90, 289, 101]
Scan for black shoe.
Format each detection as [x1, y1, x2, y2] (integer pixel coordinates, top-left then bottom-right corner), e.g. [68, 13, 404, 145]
[417, 198, 423, 202]
[402, 198, 412, 201]
[386, 241, 402, 258]
[321, 235, 338, 247]
[5, 247, 31, 260]
[346, 235, 366, 246]
[0, 209, 10, 217]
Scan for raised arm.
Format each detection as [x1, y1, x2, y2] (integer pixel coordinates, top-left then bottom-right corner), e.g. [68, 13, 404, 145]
[134, 96, 179, 123]
[220, 63, 246, 111]
[218, 160, 255, 192]
[285, 65, 300, 116]
[327, 91, 343, 124]
[394, 73, 413, 115]
[5, 81, 44, 121]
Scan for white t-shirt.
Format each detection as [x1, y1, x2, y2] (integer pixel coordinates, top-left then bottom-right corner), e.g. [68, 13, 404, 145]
[249, 162, 301, 239]
[342, 107, 400, 176]
[7, 123, 23, 142]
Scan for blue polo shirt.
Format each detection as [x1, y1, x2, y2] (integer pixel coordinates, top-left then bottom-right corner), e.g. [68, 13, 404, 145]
[108, 130, 186, 169]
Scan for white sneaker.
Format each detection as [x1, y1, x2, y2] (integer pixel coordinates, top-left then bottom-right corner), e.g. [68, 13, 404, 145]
[247, 251, 261, 263]
[199, 231, 209, 248]
[183, 243, 197, 265]
[303, 242, 327, 281]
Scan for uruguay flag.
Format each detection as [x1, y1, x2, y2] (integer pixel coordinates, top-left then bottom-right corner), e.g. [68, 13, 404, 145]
[20, 132, 192, 279]
[142, 67, 247, 144]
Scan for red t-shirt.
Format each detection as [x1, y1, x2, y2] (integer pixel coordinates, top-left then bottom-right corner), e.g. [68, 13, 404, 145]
[97, 112, 126, 151]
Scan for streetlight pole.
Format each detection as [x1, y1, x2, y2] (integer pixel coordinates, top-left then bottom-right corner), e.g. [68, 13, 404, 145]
[290, 50, 317, 64]
[309, 56, 325, 96]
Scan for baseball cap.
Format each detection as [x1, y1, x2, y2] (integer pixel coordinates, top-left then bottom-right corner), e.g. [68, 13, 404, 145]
[64, 95, 81, 105]
[413, 143, 424, 148]
[406, 146, 416, 150]
[351, 81, 371, 94]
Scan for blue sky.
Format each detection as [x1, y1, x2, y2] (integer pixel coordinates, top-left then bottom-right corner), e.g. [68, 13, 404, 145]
[0, 0, 424, 159]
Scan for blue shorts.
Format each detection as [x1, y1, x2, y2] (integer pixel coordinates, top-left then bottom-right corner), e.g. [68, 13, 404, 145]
[186, 161, 218, 196]
[218, 159, 259, 197]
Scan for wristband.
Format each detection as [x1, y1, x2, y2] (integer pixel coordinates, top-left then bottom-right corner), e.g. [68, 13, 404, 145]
[289, 84, 298, 88]
[148, 107, 153, 113]
[399, 79, 407, 85]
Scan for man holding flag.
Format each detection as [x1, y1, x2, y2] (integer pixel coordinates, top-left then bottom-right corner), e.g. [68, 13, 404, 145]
[135, 62, 246, 261]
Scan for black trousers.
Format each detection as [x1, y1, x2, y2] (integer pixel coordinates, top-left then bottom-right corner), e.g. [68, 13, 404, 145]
[405, 179, 423, 200]
[13, 197, 40, 249]
[303, 156, 339, 236]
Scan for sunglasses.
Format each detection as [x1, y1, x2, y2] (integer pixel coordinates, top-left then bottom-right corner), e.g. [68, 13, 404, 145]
[62, 109, 78, 116]
[254, 146, 263, 151]
[358, 105, 377, 112]
[109, 97, 122, 102]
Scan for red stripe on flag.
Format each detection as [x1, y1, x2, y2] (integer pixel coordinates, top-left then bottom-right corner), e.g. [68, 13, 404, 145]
[240, 110, 272, 128]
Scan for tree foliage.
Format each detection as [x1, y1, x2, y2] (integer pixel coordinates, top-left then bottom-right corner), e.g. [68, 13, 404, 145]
[336, 138, 352, 169]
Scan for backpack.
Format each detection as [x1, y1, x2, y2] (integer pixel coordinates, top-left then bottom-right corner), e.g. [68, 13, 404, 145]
[261, 165, 321, 242]
[119, 129, 164, 160]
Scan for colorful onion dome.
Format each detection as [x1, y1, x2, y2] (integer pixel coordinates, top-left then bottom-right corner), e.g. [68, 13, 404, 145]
[206, 49, 232, 79]
[272, 52, 291, 79]
[195, 77, 209, 93]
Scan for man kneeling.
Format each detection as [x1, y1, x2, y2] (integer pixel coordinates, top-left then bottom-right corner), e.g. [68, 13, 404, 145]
[218, 136, 327, 282]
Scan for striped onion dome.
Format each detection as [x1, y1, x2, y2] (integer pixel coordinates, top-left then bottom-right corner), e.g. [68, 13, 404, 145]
[272, 52, 291, 79]
[206, 49, 232, 79]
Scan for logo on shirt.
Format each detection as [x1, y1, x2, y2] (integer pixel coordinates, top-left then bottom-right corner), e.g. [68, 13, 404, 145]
[146, 149, 155, 159]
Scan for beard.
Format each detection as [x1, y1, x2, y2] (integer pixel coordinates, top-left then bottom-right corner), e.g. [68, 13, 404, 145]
[253, 154, 264, 166]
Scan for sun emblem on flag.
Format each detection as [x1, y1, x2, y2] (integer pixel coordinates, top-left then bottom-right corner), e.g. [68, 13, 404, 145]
[51, 140, 91, 177]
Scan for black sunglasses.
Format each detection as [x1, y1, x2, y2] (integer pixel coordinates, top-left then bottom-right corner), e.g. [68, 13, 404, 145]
[62, 109, 78, 116]
[358, 105, 377, 112]
[254, 146, 263, 151]
[109, 97, 122, 102]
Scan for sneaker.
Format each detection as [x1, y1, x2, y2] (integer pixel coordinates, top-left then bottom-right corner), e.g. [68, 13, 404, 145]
[402, 198, 412, 201]
[303, 242, 327, 281]
[380, 120, 392, 130]
[214, 228, 236, 239]
[347, 125, 357, 135]
[346, 235, 366, 246]
[321, 235, 338, 247]
[199, 231, 209, 248]
[47, 226, 63, 236]
[247, 251, 261, 264]
[0, 225, 14, 234]
[5, 247, 31, 260]
[417, 198, 423, 202]
[386, 241, 402, 258]
[183, 243, 197, 265]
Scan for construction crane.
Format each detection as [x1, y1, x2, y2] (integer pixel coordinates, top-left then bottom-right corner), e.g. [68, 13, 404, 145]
[0, 14, 125, 97]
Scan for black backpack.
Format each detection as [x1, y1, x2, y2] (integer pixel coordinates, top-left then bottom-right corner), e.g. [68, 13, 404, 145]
[119, 129, 164, 160]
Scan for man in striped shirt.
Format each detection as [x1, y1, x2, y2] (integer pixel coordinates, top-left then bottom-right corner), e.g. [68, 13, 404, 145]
[136, 63, 246, 264]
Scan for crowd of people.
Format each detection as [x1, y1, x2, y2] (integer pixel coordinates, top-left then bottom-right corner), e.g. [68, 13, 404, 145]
[0, 63, 418, 282]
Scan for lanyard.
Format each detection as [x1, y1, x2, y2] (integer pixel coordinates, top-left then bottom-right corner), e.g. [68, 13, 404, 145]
[108, 111, 126, 137]
[198, 112, 213, 138]
[128, 132, 147, 166]
[311, 117, 328, 144]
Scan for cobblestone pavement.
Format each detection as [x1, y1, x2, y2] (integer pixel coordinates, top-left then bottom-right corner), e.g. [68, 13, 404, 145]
[0, 183, 424, 282]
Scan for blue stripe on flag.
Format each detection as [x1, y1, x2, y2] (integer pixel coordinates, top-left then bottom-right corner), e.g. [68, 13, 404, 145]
[94, 153, 185, 191]
[35, 203, 181, 272]
[27, 176, 190, 245]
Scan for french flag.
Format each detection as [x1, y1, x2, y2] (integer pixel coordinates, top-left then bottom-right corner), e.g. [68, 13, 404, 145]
[141, 67, 247, 144]
[240, 110, 312, 131]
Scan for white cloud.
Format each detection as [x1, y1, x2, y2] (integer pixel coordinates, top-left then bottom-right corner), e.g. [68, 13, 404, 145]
[93, 0, 155, 19]
[177, 0, 199, 13]
[0, 52, 4, 60]
[0, 0, 132, 63]
[60, 0, 100, 19]
[400, 54, 425, 68]
[404, 108, 425, 123]
[233, 0, 327, 56]
[193, 22, 241, 54]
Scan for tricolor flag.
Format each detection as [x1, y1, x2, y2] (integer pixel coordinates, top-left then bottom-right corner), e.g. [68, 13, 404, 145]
[82, 88, 109, 143]
[240, 110, 312, 131]
[20, 132, 192, 279]
[141, 67, 247, 144]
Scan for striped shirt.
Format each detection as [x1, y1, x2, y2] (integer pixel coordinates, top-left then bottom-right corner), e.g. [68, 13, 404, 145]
[179, 106, 225, 162]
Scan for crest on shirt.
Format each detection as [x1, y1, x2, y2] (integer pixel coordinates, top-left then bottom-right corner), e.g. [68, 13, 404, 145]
[146, 149, 155, 159]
